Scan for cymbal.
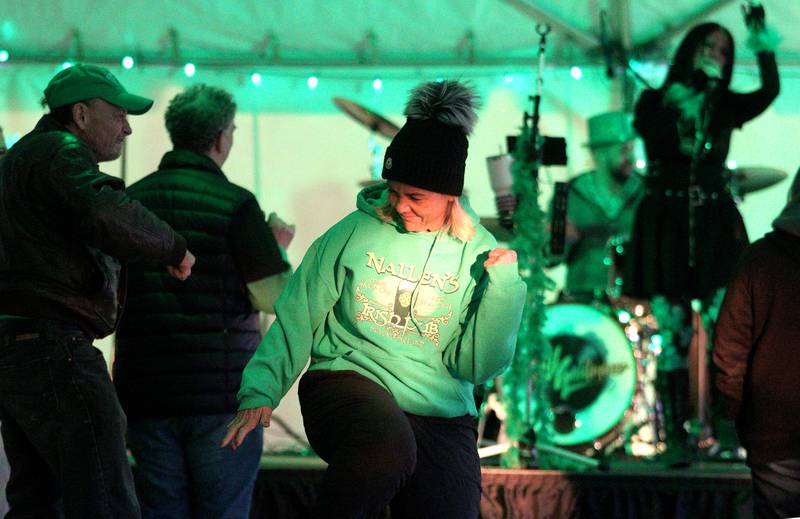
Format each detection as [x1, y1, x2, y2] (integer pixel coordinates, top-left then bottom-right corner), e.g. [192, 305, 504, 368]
[480, 217, 514, 242]
[333, 97, 400, 140]
[731, 167, 788, 194]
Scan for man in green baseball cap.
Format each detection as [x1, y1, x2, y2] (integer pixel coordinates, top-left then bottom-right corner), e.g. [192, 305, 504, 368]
[40, 63, 154, 162]
[0, 64, 194, 517]
[44, 63, 153, 115]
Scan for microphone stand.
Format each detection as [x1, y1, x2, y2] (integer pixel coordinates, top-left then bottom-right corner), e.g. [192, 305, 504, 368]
[491, 23, 604, 472]
[688, 81, 718, 268]
[685, 81, 719, 455]
[523, 23, 549, 174]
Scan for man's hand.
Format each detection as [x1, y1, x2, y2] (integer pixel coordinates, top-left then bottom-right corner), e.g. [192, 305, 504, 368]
[220, 406, 273, 450]
[268, 212, 296, 249]
[484, 248, 517, 267]
[166, 250, 195, 281]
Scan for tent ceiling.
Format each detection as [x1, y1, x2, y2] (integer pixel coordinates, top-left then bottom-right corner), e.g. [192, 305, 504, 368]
[3, 0, 800, 71]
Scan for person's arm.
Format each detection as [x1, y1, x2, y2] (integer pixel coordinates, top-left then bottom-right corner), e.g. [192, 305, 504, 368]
[712, 256, 755, 419]
[229, 200, 293, 312]
[222, 229, 346, 449]
[731, 51, 780, 127]
[45, 142, 187, 266]
[441, 248, 527, 384]
[246, 270, 292, 314]
[236, 223, 349, 410]
[633, 89, 677, 144]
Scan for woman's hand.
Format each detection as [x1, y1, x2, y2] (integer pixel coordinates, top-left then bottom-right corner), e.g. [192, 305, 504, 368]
[220, 406, 273, 450]
[663, 83, 705, 121]
[484, 248, 517, 267]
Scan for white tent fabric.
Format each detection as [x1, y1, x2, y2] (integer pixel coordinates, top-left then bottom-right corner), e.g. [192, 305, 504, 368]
[4, 0, 800, 68]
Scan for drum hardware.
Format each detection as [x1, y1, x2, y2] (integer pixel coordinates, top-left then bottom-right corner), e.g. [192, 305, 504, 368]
[479, 217, 514, 243]
[729, 166, 787, 197]
[331, 97, 399, 185]
[477, 302, 662, 466]
[687, 303, 717, 454]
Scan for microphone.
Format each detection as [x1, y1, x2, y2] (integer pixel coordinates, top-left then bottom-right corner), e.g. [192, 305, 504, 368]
[691, 65, 721, 93]
[599, 10, 615, 79]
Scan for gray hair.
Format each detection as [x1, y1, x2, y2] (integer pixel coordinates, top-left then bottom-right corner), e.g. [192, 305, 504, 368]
[165, 84, 236, 153]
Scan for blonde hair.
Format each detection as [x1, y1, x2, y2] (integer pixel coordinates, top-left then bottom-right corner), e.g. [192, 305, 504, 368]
[377, 196, 476, 242]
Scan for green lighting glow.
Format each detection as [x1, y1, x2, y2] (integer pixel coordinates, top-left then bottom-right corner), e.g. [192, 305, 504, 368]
[1, 21, 14, 40]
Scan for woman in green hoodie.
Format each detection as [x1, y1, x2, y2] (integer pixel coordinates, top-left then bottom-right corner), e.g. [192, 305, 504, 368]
[222, 80, 526, 518]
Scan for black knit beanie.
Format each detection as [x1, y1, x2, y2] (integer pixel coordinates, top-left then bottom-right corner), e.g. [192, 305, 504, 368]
[382, 80, 479, 196]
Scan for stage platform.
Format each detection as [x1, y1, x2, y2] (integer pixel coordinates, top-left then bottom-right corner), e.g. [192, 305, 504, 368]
[251, 455, 754, 518]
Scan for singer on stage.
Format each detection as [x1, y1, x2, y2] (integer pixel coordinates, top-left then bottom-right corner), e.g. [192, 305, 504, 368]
[623, 19, 780, 463]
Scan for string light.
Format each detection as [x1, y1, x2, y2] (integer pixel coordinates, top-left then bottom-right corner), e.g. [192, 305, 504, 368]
[727, 160, 737, 170]
[372, 78, 382, 91]
[183, 63, 196, 77]
[61, 61, 73, 70]
[0, 50, 8, 63]
[251, 72, 262, 85]
[503, 73, 513, 83]
[307, 75, 318, 89]
[121, 56, 135, 69]
[570, 66, 582, 80]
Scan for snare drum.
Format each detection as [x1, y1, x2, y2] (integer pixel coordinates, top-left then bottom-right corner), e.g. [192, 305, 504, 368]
[538, 304, 637, 447]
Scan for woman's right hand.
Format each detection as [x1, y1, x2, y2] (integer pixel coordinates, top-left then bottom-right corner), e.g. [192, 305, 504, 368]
[663, 82, 705, 121]
[220, 406, 273, 450]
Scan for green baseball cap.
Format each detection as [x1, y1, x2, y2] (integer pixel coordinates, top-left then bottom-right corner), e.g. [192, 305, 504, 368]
[44, 63, 153, 115]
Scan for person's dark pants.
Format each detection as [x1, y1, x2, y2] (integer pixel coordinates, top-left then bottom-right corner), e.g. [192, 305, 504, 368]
[298, 370, 481, 519]
[0, 321, 140, 518]
[750, 459, 800, 519]
[127, 414, 262, 519]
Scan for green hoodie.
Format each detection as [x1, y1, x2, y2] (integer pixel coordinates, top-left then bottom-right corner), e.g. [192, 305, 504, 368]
[238, 183, 527, 418]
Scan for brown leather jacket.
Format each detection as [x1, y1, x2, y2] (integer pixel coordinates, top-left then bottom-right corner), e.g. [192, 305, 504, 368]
[713, 230, 800, 464]
[0, 115, 186, 338]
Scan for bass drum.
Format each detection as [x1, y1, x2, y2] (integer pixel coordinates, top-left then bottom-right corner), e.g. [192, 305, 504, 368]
[539, 304, 637, 447]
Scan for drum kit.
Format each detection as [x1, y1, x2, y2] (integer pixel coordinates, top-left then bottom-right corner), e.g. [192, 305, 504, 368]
[332, 96, 789, 462]
[489, 168, 788, 463]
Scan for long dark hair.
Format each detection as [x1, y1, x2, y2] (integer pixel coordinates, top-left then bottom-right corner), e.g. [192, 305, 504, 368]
[662, 22, 734, 91]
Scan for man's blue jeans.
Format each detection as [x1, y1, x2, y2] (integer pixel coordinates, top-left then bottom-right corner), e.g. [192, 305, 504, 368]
[127, 414, 262, 519]
[0, 328, 140, 518]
